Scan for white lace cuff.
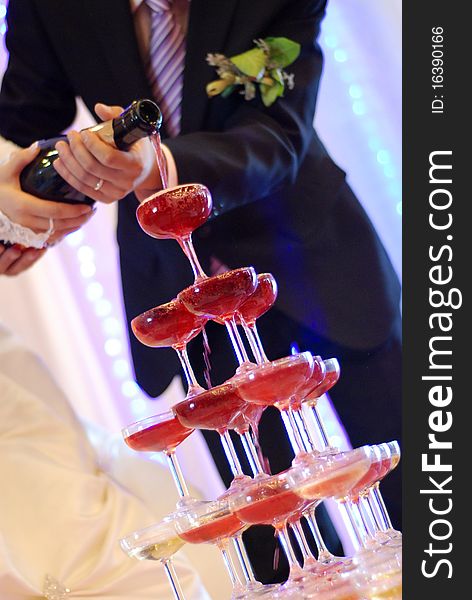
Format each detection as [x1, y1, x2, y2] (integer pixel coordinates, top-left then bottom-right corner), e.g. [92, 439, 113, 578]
[0, 209, 53, 249]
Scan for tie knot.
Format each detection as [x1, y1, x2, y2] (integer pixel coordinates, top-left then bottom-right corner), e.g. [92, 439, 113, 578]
[145, 0, 171, 13]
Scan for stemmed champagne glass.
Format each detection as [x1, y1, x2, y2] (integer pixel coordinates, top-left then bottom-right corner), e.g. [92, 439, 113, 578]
[173, 381, 247, 478]
[178, 266, 257, 366]
[123, 410, 194, 502]
[174, 498, 249, 598]
[120, 516, 188, 600]
[286, 446, 373, 556]
[236, 272, 278, 364]
[229, 471, 311, 591]
[136, 183, 212, 281]
[362, 441, 402, 545]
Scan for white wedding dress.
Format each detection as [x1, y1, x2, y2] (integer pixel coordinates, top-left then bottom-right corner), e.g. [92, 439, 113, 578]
[0, 324, 231, 599]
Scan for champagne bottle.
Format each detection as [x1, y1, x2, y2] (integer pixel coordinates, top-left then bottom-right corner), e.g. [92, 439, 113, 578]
[19, 99, 162, 206]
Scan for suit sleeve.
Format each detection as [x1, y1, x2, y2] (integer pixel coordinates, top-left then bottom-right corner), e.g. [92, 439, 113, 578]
[165, 0, 328, 217]
[0, 0, 77, 147]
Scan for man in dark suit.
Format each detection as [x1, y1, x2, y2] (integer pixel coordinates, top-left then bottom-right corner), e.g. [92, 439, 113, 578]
[0, 0, 401, 582]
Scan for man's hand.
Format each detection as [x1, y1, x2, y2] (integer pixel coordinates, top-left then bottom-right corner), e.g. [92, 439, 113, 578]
[53, 103, 163, 204]
[0, 144, 95, 234]
[0, 244, 46, 276]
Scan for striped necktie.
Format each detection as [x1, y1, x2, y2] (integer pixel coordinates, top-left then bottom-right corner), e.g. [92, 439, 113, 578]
[145, 0, 185, 137]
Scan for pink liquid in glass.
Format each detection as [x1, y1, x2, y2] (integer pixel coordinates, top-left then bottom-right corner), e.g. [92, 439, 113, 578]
[178, 512, 244, 544]
[178, 267, 257, 320]
[235, 482, 305, 526]
[124, 415, 193, 454]
[236, 273, 278, 326]
[349, 457, 383, 500]
[150, 132, 168, 189]
[236, 355, 313, 409]
[137, 183, 212, 240]
[173, 383, 246, 434]
[131, 299, 207, 349]
[305, 369, 340, 401]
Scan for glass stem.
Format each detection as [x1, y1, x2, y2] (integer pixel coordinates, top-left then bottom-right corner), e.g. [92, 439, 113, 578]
[162, 559, 186, 600]
[337, 500, 365, 550]
[241, 321, 263, 364]
[357, 498, 376, 538]
[291, 520, 315, 562]
[239, 431, 265, 476]
[250, 323, 269, 363]
[218, 541, 243, 588]
[178, 235, 207, 281]
[276, 524, 302, 573]
[304, 505, 333, 560]
[232, 534, 258, 584]
[220, 431, 244, 477]
[225, 317, 250, 365]
[292, 409, 316, 452]
[280, 409, 305, 455]
[363, 493, 384, 532]
[165, 452, 189, 498]
[372, 484, 394, 530]
[175, 346, 201, 393]
[307, 402, 331, 449]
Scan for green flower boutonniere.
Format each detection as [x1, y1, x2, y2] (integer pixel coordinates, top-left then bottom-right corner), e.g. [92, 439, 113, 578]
[206, 37, 301, 107]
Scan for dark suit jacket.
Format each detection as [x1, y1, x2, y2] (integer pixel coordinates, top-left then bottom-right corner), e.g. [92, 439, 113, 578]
[0, 0, 400, 396]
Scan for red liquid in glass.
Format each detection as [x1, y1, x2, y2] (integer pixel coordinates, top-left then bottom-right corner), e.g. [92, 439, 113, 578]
[235, 486, 304, 526]
[124, 415, 193, 453]
[236, 273, 277, 326]
[232, 403, 265, 435]
[305, 369, 340, 401]
[236, 356, 313, 408]
[378, 456, 392, 480]
[173, 383, 246, 434]
[349, 458, 383, 499]
[131, 299, 207, 349]
[178, 268, 257, 320]
[137, 183, 212, 240]
[150, 132, 168, 189]
[290, 359, 325, 410]
[179, 513, 243, 544]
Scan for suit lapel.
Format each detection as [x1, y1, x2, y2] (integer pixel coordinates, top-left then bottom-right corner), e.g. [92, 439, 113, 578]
[181, 0, 239, 132]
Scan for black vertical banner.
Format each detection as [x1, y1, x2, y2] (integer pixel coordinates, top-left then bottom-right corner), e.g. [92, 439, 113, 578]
[403, 3, 467, 598]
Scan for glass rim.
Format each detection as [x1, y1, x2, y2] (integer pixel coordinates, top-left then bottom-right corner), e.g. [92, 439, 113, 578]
[121, 409, 181, 439]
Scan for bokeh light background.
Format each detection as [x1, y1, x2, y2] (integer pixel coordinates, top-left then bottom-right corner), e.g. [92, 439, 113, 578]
[0, 0, 401, 502]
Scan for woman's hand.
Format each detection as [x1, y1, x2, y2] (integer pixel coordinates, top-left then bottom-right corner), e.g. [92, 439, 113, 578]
[0, 144, 95, 235]
[0, 244, 46, 276]
[53, 103, 163, 204]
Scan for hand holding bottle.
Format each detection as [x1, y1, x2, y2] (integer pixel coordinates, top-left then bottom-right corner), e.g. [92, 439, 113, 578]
[0, 145, 95, 241]
[54, 103, 165, 204]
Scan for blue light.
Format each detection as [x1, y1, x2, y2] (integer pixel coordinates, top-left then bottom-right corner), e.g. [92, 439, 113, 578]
[396, 202, 402, 216]
[334, 49, 348, 63]
[113, 358, 130, 378]
[376, 150, 391, 165]
[324, 35, 338, 48]
[349, 84, 363, 99]
[0, 5, 6, 19]
[122, 380, 141, 398]
[131, 397, 147, 416]
[94, 298, 112, 317]
[352, 101, 366, 116]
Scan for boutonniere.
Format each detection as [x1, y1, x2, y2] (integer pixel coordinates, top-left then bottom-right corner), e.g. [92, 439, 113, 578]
[206, 37, 301, 107]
